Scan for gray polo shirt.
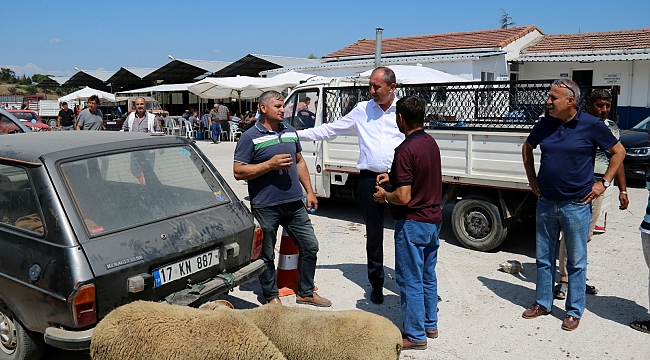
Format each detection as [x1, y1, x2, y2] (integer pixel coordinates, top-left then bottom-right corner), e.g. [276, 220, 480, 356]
[77, 109, 103, 130]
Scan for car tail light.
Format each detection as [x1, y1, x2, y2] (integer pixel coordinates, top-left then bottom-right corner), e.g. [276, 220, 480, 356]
[251, 226, 264, 260]
[72, 284, 96, 327]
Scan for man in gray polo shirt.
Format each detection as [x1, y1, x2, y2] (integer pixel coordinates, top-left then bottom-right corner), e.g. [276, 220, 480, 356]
[233, 90, 330, 307]
[76, 95, 105, 131]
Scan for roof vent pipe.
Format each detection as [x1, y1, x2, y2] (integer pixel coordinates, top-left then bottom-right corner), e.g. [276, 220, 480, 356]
[375, 28, 383, 68]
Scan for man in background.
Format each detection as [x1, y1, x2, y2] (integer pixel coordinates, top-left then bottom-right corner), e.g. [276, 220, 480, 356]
[76, 95, 104, 130]
[57, 102, 75, 131]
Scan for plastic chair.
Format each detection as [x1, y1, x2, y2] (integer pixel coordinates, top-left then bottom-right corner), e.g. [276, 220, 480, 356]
[183, 120, 196, 139]
[229, 122, 242, 142]
[166, 118, 180, 135]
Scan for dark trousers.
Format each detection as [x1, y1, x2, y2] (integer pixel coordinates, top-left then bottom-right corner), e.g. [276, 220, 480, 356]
[359, 170, 386, 289]
[253, 201, 319, 301]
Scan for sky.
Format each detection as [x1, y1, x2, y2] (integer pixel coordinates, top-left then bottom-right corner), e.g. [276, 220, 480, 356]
[1, 0, 648, 77]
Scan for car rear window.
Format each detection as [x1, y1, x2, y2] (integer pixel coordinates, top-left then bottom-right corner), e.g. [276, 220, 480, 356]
[60, 145, 229, 237]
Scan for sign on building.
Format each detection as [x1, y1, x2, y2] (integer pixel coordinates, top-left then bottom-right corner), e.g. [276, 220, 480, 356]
[604, 74, 621, 84]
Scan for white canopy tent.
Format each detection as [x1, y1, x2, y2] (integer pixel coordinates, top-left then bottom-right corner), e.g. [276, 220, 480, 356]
[59, 87, 116, 103]
[118, 83, 192, 94]
[359, 65, 468, 84]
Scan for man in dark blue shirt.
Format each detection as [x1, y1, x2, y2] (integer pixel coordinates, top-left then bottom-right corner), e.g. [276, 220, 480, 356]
[233, 90, 330, 307]
[521, 79, 625, 331]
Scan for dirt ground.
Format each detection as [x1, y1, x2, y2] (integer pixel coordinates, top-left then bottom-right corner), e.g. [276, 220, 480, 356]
[46, 139, 650, 360]
[199, 140, 650, 360]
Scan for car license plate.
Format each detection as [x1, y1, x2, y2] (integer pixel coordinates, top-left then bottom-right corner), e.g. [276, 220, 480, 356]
[106, 121, 116, 124]
[152, 249, 219, 287]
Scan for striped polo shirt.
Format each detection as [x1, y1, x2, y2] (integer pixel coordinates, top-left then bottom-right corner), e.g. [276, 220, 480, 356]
[234, 121, 304, 208]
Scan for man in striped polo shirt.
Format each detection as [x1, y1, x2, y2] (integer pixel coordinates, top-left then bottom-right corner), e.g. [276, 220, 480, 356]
[233, 90, 331, 307]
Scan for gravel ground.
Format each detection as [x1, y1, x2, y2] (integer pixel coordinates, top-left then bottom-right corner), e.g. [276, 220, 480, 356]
[47, 138, 650, 360]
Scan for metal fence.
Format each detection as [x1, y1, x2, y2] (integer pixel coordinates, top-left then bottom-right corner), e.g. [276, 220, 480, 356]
[324, 80, 619, 131]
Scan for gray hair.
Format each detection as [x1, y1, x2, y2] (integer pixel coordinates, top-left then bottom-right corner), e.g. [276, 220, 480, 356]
[259, 90, 284, 106]
[135, 97, 147, 108]
[554, 78, 581, 107]
[372, 67, 396, 85]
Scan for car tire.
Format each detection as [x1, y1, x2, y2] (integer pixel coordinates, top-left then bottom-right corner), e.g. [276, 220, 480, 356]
[0, 301, 44, 360]
[451, 196, 509, 251]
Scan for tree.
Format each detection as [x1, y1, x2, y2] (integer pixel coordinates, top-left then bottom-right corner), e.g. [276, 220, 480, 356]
[25, 85, 38, 95]
[500, 9, 515, 29]
[308, 53, 318, 59]
[54, 87, 64, 95]
[7, 86, 17, 93]
[32, 74, 48, 84]
[0, 68, 16, 83]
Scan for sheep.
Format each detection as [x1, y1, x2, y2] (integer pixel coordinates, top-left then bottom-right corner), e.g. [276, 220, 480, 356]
[90, 301, 286, 360]
[204, 301, 402, 360]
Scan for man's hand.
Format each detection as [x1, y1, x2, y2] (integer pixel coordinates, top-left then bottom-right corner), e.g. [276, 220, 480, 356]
[268, 154, 293, 170]
[528, 177, 541, 197]
[376, 173, 389, 186]
[581, 182, 606, 204]
[373, 186, 387, 204]
[619, 192, 629, 210]
[305, 192, 318, 211]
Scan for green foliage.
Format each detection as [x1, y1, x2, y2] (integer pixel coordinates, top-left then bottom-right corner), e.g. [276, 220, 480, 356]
[17, 74, 31, 86]
[308, 53, 318, 59]
[25, 85, 38, 94]
[0, 68, 16, 82]
[7, 86, 17, 93]
[500, 9, 515, 29]
[54, 87, 64, 95]
[31, 74, 48, 83]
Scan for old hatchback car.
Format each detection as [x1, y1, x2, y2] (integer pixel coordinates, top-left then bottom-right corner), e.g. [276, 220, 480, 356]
[0, 131, 265, 359]
[0, 108, 31, 134]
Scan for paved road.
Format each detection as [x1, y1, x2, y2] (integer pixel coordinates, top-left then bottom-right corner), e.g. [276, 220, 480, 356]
[47, 138, 650, 359]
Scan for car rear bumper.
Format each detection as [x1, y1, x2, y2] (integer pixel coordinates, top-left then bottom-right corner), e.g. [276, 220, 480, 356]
[43, 259, 266, 350]
[624, 155, 650, 180]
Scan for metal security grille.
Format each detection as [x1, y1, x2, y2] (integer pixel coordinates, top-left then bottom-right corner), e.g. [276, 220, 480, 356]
[324, 80, 619, 131]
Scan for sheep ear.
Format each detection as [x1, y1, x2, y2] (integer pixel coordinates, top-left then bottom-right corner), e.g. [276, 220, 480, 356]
[198, 300, 234, 311]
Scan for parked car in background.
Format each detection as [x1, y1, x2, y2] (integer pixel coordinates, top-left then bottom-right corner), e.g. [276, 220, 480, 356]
[619, 114, 650, 180]
[97, 105, 125, 131]
[0, 108, 31, 134]
[8, 110, 50, 132]
[0, 132, 265, 359]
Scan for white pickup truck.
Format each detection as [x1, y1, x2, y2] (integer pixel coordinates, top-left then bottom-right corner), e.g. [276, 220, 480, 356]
[284, 77, 619, 251]
[38, 99, 61, 127]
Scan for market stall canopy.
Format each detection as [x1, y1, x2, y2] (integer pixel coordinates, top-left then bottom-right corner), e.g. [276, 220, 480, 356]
[59, 87, 116, 103]
[359, 65, 468, 84]
[253, 71, 319, 91]
[118, 83, 191, 94]
[188, 76, 267, 100]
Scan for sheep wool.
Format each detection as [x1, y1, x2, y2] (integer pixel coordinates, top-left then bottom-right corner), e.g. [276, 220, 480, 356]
[218, 303, 403, 360]
[90, 301, 286, 360]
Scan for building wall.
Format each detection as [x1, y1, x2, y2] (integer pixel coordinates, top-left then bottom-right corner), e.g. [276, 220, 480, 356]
[520, 60, 650, 128]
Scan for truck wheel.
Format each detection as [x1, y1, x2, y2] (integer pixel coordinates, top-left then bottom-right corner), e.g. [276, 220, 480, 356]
[0, 302, 44, 360]
[47, 120, 57, 129]
[452, 197, 508, 251]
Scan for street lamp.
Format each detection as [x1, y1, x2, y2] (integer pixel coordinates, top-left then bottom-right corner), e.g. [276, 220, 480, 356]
[168, 55, 175, 61]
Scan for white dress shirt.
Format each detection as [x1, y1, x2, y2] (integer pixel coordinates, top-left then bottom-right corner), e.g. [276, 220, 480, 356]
[297, 97, 404, 173]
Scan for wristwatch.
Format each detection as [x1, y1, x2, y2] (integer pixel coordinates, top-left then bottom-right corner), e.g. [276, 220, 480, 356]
[601, 179, 612, 188]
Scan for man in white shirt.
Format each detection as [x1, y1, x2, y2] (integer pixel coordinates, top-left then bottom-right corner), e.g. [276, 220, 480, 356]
[297, 67, 404, 304]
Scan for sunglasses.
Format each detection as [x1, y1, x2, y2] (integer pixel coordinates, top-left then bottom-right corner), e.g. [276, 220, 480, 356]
[553, 80, 576, 98]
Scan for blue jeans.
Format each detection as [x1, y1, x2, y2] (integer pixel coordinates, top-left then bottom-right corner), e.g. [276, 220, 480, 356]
[535, 197, 591, 318]
[394, 219, 441, 343]
[210, 122, 221, 142]
[253, 201, 319, 301]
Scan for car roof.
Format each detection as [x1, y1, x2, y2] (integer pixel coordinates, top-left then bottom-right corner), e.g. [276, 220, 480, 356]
[0, 108, 31, 132]
[0, 132, 189, 164]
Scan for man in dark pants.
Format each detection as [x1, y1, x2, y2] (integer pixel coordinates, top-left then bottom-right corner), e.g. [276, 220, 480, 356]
[297, 67, 404, 303]
[234, 90, 330, 307]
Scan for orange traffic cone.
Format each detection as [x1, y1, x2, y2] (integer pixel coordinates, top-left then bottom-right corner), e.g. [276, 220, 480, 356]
[276, 228, 299, 297]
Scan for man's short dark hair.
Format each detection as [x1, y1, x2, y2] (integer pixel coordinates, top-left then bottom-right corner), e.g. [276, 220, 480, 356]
[373, 67, 396, 85]
[259, 90, 284, 106]
[87, 94, 100, 104]
[61, 102, 68, 106]
[396, 96, 425, 128]
[587, 89, 612, 104]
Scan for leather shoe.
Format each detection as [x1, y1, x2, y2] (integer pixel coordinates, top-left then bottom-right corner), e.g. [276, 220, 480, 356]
[266, 297, 281, 305]
[402, 337, 427, 350]
[561, 315, 580, 331]
[370, 287, 384, 304]
[426, 329, 438, 339]
[296, 292, 332, 307]
[522, 303, 550, 319]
